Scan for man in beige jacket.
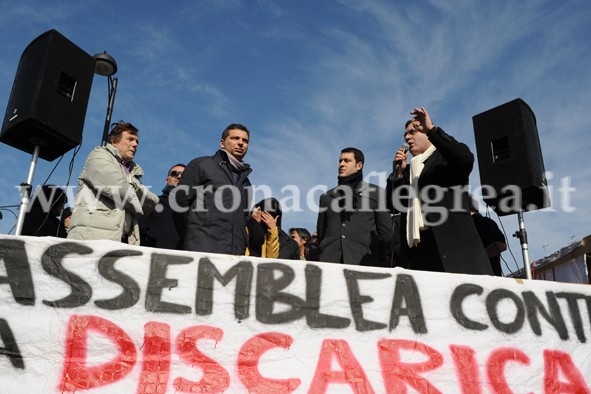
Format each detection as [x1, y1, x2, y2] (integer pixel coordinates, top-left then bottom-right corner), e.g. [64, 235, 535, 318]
[68, 122, 158, 245]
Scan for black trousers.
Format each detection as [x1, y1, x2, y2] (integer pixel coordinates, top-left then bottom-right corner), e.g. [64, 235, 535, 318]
[407, 228, 445, 272]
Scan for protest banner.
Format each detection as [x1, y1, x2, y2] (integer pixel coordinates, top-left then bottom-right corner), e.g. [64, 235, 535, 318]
[0, 235, 590, 393]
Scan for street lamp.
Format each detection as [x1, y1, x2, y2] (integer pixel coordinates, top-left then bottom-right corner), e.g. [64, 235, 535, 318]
[93, 51, 118, 146]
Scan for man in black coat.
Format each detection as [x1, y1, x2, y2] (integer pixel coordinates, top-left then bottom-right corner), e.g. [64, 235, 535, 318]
[140, 163, 185, 249]
[174, 124, 252, 255]
[317, 147, 393, 267]
[387, 107, 492, 275]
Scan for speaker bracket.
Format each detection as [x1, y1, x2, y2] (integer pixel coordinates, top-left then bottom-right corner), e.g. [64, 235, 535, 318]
[491, 136, 510, 163]
[57, 72, 77, 102]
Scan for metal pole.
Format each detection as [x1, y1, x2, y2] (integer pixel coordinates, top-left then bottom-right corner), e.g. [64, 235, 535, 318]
[14, 145, 41, 235]
[513, 211, 533, 280]
[101, 77, 118, 146]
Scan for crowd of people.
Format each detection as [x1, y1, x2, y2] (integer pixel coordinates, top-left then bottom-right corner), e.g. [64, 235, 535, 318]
[20, 107, 507, 276]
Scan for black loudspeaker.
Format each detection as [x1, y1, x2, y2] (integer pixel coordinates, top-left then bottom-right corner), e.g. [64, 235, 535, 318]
[472, 98, 550, 216]
[0, 29, 94, 161]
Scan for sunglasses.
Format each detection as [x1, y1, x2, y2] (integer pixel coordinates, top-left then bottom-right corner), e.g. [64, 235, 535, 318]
[168, 170, 183, 177]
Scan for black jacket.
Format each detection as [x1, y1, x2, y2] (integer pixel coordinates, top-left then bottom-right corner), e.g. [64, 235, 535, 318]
[174, 150, 252, 255]
[317, 181, 393, 266]
[387, 126, 492, 275]
[140, 186, 182, 249]
[472, 212, 505, 276]
[22, 209, 66, 238]
[278, 229, 300, 260]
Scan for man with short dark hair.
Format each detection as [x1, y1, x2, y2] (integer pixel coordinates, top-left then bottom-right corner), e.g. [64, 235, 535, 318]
[140, 163, 185, 249]
[316, 147, 393, 266]
[174, 124, 252, 254]
[68, 121, 159, 244]
[387, 107, 492, 274]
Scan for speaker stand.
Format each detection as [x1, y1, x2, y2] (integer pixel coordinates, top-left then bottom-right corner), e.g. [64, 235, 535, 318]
[14, 145, 41, 235]
[513, 211, 533, 280]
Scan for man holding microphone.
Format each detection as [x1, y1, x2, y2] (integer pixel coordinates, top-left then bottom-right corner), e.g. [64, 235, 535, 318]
[387, 107, 492, 275]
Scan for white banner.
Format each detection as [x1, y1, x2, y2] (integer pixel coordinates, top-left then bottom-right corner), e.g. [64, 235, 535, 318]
[0, 235, 590, 393]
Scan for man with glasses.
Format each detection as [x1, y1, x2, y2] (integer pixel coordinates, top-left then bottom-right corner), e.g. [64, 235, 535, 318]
[387, 107, 492, 275]
[140, 163, 185, 249]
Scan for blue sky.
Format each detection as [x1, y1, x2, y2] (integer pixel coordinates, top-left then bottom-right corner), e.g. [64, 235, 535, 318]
[0, 0, 589, 275]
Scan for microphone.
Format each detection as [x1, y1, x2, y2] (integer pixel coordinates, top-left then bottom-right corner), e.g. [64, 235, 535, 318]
[394, 143, 410, 174]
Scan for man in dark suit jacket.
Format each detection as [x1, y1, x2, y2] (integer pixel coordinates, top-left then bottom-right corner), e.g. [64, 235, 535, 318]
[317, 147, 393, 266]
[387, 107, 492, 275]
[174, 124, 252, 255]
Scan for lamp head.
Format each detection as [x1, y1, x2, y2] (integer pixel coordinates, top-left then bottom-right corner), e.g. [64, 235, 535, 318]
[93, 51, 117, 76]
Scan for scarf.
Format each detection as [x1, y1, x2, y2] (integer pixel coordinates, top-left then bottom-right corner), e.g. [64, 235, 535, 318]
[222, 149, 247, 172]
[406, 145, 437, 248]
[337, 171, 363, 221]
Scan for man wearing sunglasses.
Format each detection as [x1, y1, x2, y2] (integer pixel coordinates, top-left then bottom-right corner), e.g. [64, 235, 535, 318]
[140, 164, 185, 249]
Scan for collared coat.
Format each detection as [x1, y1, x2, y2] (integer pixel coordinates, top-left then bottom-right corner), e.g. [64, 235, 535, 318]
[387, 126, 492, 275]
[317, 181, 393, 266]
[174, 150, 252, 255]
[68, 144, 159, 245]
